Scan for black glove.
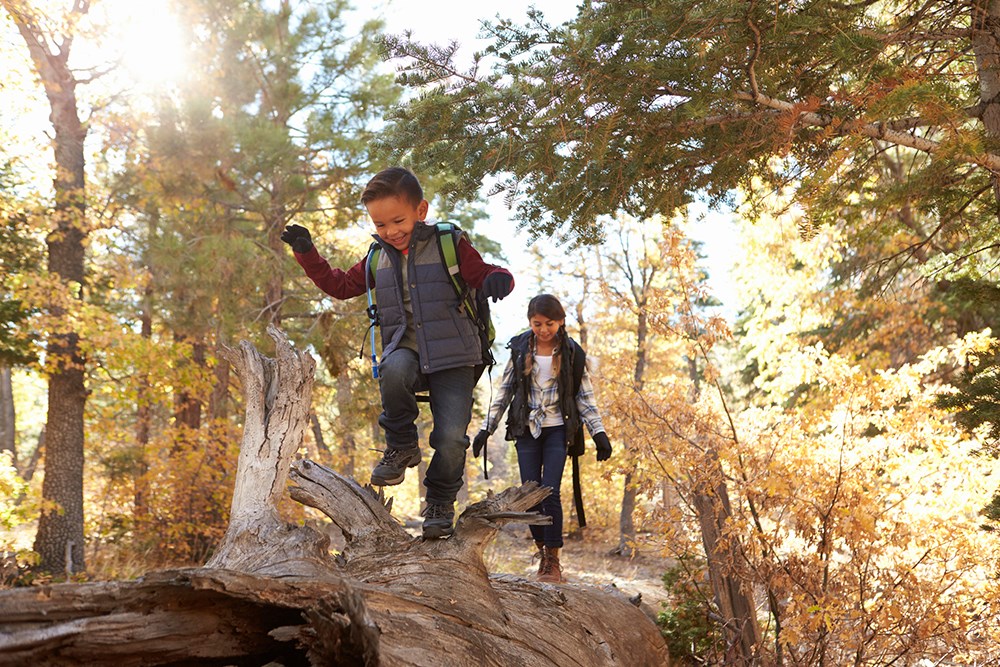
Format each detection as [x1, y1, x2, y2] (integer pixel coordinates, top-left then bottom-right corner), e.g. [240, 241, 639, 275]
[280, 224, 313, 254]
[594, 432, 612, 461]
[481, 271, 513, 302]
[472, 429, 490, 457]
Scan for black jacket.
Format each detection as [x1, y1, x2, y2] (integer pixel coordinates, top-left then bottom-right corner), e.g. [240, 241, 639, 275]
[503, 329, 587, 455]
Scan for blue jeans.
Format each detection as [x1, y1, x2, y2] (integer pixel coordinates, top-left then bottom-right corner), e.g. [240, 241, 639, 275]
[515, 425, 567, 548]
[378, 348, 474, 505]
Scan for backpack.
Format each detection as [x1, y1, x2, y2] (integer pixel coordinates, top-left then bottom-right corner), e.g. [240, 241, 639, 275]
[363, 222, 496, 383]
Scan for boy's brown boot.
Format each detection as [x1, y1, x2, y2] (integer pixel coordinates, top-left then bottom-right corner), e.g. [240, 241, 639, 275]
[537, 547, 564, 584]
[420, 501, 455, 539]
[370, 444, 421, 486]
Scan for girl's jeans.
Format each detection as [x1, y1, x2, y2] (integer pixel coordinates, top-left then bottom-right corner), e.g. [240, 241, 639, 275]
[515, 425, 567, 548]
[378, 348, 474, 506]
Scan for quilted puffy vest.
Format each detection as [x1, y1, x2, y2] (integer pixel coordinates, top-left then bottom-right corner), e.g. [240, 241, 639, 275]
[372, 222, 483, 373]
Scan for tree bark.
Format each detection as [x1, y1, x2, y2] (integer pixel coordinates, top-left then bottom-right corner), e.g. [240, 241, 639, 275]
[173, 336, 205, 430]
[691, 454, 762, 665]
[686, 356, 763, 664]
[0, 326, 671, 666]
[134, 270, 153, 517]
[335, 367, 356, 477]
[971, 0, 1000, 216]
[209, 345, 231, 421]
[20, 427, 43, 484]
[616, 301, 647, 557]
[3, 0, 92, 575]
[615, 473, 638, 557]
[0, 365, 14, 470]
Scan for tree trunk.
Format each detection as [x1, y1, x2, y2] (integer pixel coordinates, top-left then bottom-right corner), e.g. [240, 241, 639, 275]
[615, 472, 638, 557]
[335, 367, 356, 477]
[691, 453, 763, 665]
[209, 345, 231, 421]
[134, 276, 153, 517]
[173, 336, 205, 430]
[615, 305, 647, 557]
[0, 365, 14, 469]
[685, 356, 762, 664]
[310, 411, 331, 456]
[20, 427, 43, 484]
[0, 327, 671, 666]
[13, 429, 43, 507]
[4, 0, 92, 575]
[971, 0, 1000, 215]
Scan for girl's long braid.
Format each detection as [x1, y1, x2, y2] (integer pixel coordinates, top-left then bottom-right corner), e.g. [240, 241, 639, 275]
[552, 325, 566, 376]
[524, 333, 535, 377]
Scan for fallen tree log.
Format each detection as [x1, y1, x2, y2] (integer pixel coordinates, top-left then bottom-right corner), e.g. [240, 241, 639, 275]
[0, 326, 671, 666]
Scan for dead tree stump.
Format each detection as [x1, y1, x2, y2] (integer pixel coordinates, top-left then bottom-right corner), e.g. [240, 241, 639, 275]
[0, 326, 670, 666]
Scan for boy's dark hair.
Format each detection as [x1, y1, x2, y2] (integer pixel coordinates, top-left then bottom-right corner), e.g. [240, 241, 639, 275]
[527, 294, 566, 321]
[361, 167, 423, 206]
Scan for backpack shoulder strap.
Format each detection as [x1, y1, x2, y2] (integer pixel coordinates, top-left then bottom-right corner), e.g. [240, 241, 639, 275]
[362, 241, 382, 378]
[433, 222, 497, 381]
[432, 222, 472, 310]
[433, 222, 462, 279]
[365, 242, 381, 302]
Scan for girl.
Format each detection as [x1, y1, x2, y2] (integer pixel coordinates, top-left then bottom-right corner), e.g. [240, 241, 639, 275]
[473, 294, 612, 583]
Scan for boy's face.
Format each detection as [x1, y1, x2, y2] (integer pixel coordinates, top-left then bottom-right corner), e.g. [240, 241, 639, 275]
[366, 195, 429, 251]
[529, 316, 564, 345]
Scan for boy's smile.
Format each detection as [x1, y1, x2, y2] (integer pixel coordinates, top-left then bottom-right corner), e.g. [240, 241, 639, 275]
[366, 195, 429, 251]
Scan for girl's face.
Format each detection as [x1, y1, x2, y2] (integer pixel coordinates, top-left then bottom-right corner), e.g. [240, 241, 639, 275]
[529, 314, 564, 344]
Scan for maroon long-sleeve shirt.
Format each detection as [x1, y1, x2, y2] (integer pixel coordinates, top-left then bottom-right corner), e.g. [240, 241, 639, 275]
[294, 234, 512, 300]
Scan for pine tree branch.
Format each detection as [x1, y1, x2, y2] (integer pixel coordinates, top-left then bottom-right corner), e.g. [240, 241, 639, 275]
[654, 80, 1000, 170]
[735, 90, 1000, 172]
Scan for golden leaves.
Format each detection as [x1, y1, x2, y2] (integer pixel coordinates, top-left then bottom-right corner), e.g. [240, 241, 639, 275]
[579, 209, 1000, 661]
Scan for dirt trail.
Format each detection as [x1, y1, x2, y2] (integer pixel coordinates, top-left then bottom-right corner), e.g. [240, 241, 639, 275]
[483, 526, 673, 622]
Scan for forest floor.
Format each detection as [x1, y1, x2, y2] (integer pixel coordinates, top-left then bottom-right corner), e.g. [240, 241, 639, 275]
[482, 524, 674, 622]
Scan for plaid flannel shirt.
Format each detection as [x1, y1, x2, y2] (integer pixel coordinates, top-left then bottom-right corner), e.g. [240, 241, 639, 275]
[483, 355, 605, 439]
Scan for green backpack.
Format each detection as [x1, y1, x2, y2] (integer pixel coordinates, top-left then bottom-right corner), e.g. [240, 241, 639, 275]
[362, 222, 496, 382]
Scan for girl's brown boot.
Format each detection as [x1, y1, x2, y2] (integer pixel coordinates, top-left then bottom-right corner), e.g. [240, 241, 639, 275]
[533, 541, 546, 578]
[537, 547, 564, 583]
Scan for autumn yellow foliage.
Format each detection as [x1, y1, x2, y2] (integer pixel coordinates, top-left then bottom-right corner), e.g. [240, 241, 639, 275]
[591, 219, 1000, 663]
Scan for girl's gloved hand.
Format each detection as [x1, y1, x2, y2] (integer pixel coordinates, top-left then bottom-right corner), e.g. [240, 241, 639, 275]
[593, 432, 612, 461]
[472, 430, 490, 457]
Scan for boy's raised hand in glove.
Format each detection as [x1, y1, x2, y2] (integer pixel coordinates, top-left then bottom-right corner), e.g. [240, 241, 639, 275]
[281, 224, 313, 253]
[481, 271, 513, 302]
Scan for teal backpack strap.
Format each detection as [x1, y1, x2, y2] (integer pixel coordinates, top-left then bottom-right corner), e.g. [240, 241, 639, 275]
[359, 242, 380, 378]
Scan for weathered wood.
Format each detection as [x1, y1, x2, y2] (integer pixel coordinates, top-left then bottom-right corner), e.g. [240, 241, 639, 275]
[0, 329, 671, 666]
[206, 324, 321, 575]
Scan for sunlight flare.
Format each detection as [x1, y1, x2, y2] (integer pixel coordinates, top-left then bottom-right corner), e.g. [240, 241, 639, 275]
[110, 1, 188, 89]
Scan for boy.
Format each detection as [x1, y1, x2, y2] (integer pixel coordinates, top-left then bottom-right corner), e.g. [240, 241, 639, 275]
[282, 167, 514, 538]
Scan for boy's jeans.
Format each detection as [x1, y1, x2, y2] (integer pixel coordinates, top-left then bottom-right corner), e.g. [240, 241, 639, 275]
[378, 348, 474, 505]
[515, 425, 567, 548]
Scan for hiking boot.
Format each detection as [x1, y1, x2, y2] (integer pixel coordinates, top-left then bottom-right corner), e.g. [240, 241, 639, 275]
[421, 502, 455, 539]
[533, 541, 546, 577]
[370, 445, 421, 486]
[537, 547, 564, 584]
